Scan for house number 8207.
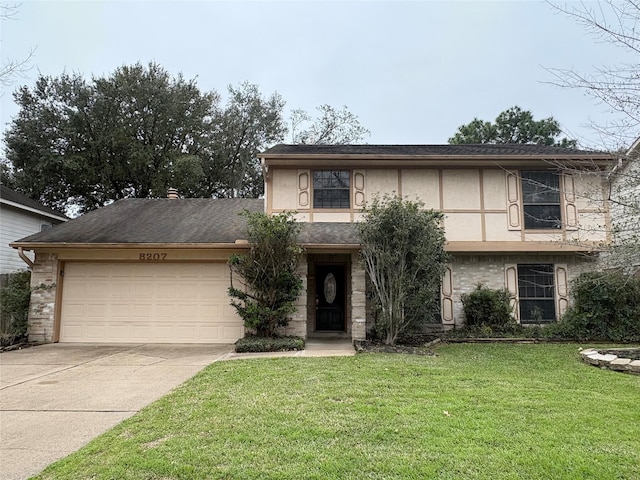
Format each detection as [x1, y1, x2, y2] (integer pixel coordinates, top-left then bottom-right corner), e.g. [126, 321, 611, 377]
[139, 253, 167, 261]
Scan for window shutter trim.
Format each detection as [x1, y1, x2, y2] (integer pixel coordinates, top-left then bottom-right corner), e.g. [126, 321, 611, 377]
[297, 169, 310, 209]
[506, 172, 521, 230]
[504, 263, 520, 321]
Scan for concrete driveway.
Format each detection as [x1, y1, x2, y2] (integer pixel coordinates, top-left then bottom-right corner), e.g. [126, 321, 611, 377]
[0, 343, 234, 480]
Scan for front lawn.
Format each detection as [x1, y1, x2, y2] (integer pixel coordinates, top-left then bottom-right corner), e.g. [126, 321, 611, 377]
[35, 344, 639, 479]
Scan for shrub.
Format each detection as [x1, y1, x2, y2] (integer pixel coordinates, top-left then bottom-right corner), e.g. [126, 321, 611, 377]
[235, 335, 305, 353]
[228, 211, 303, 337]
[461, 284, 516, 329]
[545, 271, 640, 342]
[0, 271, 31, 346]
[358, 195, 448, 345]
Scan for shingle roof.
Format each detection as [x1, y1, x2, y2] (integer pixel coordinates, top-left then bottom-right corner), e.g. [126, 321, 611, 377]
[0, 185, 68, 220]
[299, 222, 359, 245]
[14, 198, 264, 244]
[12, 198, 360, 247]
[261, 144, 609, 157]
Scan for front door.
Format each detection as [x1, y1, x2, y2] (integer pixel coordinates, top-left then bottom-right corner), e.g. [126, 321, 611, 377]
[315, 264, 345, 331]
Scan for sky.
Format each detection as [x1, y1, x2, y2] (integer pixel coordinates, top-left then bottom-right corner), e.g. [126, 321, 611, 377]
[0, 1, 635, 150]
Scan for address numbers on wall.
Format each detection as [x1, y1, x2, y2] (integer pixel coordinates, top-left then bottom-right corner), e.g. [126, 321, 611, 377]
[138, 253, 167, 261]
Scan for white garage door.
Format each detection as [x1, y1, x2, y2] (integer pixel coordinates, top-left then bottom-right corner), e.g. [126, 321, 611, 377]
[60, 262, 244, 343]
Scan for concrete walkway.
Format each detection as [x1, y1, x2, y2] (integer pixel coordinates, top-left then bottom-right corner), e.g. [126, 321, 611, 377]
[0, 340, 354, 480]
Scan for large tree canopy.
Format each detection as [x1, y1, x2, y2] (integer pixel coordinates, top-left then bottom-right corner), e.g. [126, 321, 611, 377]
[3, 63, 286, 213]
[449, 106, 577, 147]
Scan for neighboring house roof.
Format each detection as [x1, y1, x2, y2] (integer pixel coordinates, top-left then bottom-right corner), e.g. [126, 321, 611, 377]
[11, 198, 359, 247]
[261, 144, 610, 158]
[0, 185, 69, 222]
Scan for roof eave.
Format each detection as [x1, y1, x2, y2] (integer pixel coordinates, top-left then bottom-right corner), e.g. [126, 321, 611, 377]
[0, 199, 69, 222]
[13, 240, 602, 254]
[10, 242, 252, 251]
[260, 154, 615, 168]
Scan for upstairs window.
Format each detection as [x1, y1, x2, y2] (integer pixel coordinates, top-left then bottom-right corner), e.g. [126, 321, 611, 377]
[517, 264, 556, 323]
[521, 171, 561, 229]
[313, 171, 350, 209]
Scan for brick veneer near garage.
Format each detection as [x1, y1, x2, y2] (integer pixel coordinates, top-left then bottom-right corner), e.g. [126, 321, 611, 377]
[28, 252, 59, 342]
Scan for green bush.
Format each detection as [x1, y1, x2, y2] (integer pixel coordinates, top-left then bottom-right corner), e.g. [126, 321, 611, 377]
[358, 195, 447, 345]
[1, 271, 31, 345]
[235, 335, 305, 353]
[461, 284, 516, 329]
[545, 271, 640, 342]
[228, 211, 303, 337]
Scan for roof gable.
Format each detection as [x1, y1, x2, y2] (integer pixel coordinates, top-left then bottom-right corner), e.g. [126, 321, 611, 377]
[0, 185, 68, 221]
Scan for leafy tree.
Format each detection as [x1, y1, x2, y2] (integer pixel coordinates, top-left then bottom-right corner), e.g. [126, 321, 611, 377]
[228, 211, 303, 337]
[5, 63, 219, 213]
[203, 82, 286, 198]
[358, 195, 447, 345]
[290, 104, 370, 144]
[4, 65, 287, 213]
[449, 106, 577, 147]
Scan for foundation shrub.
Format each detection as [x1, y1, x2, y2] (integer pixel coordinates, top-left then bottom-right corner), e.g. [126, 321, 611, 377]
[0, 271, 31, 346]
[235, 335, 304, 353]
[228, 211, 303, 338]
[546, 271, 640, 342]
[461, 284, 517, 330]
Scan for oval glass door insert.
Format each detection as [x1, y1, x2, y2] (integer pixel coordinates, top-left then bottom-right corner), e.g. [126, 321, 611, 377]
[324, 273, 337, 304]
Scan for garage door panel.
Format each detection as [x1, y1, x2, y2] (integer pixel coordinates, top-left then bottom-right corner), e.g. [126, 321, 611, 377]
[60, 262, 244, 343]
[222, 325, 244, 342]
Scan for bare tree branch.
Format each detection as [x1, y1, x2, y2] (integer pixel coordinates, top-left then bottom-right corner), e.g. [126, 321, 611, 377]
[1, 3, 36, 88]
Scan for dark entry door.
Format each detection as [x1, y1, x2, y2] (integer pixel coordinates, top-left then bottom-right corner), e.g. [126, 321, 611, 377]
[315, 265, 345, 331]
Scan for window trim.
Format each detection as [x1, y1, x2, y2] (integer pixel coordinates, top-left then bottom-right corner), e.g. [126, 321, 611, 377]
[517, 263, 556, 324]
[312, 170, 351, 210]
[521, 170, 562, 230]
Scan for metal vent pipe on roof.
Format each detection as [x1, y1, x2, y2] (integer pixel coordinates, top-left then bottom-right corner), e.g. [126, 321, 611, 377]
[167, 188, 179, 199]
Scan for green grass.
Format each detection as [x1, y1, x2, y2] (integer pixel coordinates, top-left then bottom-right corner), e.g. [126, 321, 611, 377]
[35, 344, 640, 480]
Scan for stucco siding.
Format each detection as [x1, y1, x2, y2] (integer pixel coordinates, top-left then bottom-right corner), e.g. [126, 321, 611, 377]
[442, 169, 481, 210]
[365, 169, 399, 203]
[400, 169, 440, 208]
[271, 169, 298, 210]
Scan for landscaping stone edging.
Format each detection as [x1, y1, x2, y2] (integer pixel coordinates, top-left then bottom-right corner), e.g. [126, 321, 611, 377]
[579, 348, 640, 375]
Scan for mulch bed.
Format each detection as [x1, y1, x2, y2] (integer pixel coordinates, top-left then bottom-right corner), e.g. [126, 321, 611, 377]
[0, 338, 40, 353]
[354, 337, 441, 355]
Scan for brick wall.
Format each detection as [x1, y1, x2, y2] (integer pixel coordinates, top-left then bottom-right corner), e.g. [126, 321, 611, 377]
[279, 256, 308, 338]
[449, 254, 596, 326]
[28, 252, 59, 342]
[351, 252, 366, 341]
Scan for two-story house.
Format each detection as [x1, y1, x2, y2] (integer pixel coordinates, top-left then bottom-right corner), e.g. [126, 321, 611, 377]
[11, 144, 613, 344]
